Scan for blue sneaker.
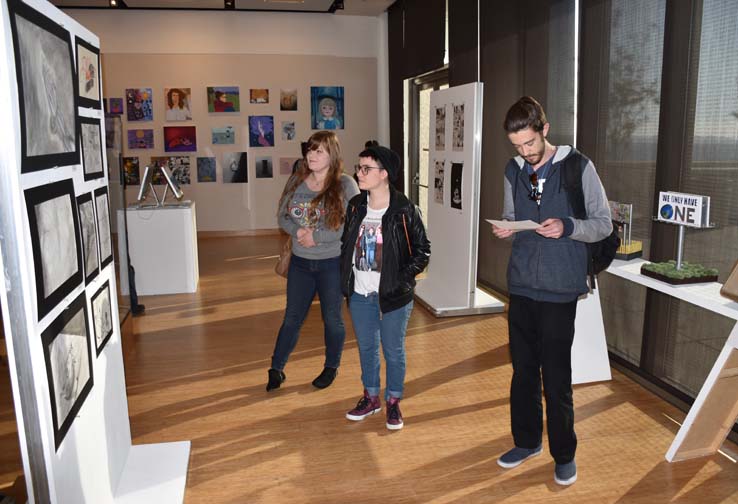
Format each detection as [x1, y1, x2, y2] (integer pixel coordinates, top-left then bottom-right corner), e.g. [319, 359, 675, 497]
[497, 445, 543, 468]
[554, 460, 577, 485]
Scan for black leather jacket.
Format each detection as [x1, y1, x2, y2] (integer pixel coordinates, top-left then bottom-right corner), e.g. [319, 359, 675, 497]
[340, 187, 431, 313]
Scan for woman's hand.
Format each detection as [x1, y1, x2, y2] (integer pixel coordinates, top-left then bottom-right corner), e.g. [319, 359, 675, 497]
[297, 227, 316, 247]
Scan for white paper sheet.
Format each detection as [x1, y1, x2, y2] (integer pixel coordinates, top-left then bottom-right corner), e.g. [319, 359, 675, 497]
[486, 219, 541, 230]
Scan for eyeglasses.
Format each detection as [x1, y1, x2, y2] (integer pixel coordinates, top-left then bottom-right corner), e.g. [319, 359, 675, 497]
[528, 172, 541, 202]
[354, 164, 382, 176]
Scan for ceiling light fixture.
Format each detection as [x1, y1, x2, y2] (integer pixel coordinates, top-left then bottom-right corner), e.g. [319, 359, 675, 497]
[109, 0, 117, 5]
[328, 0, 344, 13]
[224, 0, 235, 9]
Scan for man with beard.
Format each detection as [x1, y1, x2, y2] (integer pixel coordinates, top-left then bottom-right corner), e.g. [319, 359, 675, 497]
[491, 96, 612, 486]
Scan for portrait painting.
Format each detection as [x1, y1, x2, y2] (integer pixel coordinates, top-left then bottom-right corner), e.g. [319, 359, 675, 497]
[94, 187, 113, 270]
[452, 104, 465, 151]
[76, 37, 101, 109]
[434, 160, 445, 205]
[222, 152, 248, 183]
[450, 162, 463, 210]
[310, 86, 344, 130]
[122, 157, 141, 185]
[250, 88, 269, 104]
[109, 98, 123, 115]
[280, 89, 297, 111]
[255, 156, 273, 179]
[212, 126, 235, 145]
[279, 157, 300, 175]
[126, 87, 153, 121]
[165, 87, 192, 121]
[9, 0, 79, 172]
[24, 179, 83, 321]
[91, 281, 114, 355]
[76, 192, 99, 284]
[197, 157, 217, 182]
[249, 116, 274, 147]
[127, 129, 154, 150]
[164, 126, 197, 152]
[80, 117, 104, 181]
[281, 121, 296, 141]
[435, 106, 446, 151]
[42, 293, 93, 450]
[207, 86, 240, 113]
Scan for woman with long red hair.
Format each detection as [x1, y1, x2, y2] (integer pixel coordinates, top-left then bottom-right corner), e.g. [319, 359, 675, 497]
[267, 131, 360, 391]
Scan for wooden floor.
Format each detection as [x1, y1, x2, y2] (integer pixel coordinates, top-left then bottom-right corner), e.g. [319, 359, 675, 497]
[2, 235, 738, 502]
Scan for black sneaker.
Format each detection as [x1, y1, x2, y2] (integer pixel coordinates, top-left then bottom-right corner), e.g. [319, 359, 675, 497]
[266, 368, 286, 391]
[312, 367, 338, 389]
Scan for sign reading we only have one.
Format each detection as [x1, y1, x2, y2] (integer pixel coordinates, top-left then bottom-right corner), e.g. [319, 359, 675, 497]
[657, 191, 711, 228]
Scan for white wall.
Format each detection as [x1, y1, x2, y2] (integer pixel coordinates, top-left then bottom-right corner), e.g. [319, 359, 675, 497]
[67, 9, 390, 232]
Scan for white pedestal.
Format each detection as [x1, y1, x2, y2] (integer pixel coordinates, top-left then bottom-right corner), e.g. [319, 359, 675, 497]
[117, 203, 199, 296]
[115, 441, 191, 503]
[572, 289, 612, 384]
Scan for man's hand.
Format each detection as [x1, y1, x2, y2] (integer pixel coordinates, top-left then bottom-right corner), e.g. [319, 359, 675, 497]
[536, 218, 564, 239]
[297, 227, 316, 247]
[492, 224, 515, 239]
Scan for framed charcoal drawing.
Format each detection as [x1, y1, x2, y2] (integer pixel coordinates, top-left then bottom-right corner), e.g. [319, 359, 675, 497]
[24, 179, 83, 321]
[8, 0, 80, 173]
[42, 292, 94, 450]
[80, 116, 105, 181]
[75, 36, 101, 109]
[76, 192, 99, 284]
[94, 187, 113, 270]
[91, 280, 113, 355]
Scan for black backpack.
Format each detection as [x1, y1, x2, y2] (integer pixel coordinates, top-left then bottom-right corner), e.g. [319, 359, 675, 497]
[562, 150, 620, 289]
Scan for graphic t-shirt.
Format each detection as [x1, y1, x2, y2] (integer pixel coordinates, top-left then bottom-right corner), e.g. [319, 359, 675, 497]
[352, 206, 387, 295]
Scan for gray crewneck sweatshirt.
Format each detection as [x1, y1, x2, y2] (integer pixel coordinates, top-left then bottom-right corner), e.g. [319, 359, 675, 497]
[278, 173, 360, 260]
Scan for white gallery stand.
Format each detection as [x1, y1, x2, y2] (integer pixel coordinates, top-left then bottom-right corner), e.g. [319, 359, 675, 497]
[605, 258, 738, 462]
[572, 288, 612, 384]
[114, 442, 190, 503]
[416, 82, 505, 317]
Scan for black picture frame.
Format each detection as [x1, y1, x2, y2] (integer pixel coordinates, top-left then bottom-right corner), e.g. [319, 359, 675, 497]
[8, 0, 80, 173]
[94, 186, 113, 270]
[75, 36, 101, 110]
[80, 116, 105, 181]
[90, 280, 113, 356]
[24, 179, 83, 321]
[42, 292, 94, 450]
[76, 192, 99, 284]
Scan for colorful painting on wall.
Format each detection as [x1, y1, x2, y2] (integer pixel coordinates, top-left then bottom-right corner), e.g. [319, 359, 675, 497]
[255, 156, 273, 179]
[164, 126, 197, 152]
[150, 156, 170, 185]
[281, 121, 296, 141]
[126, 87, 153, 121]
[280, 89, 297, 111]
[109, 97, 123, 115]
[222, 152, 248, 183]
[249, 115, 274, 147]
[250, 88, 269, 104]
[197, 157, 216, 182]
[207, 86, 239, 113]
[127, 129, 154, 149]
[165, 87, 192, 121]
[122, 157, 140, 185]
[212, 126, 235, 144]
[310, 86, 344, 130]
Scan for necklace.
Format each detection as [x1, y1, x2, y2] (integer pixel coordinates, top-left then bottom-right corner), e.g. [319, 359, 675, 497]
[306, 175, 324, 192]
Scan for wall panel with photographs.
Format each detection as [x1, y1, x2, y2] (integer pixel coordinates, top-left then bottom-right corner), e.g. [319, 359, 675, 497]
[0, 1, 188, 501]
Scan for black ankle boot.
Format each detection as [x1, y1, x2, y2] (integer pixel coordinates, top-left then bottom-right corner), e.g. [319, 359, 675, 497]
[266, 368, 286, 391]
[312, 367, 337, 389]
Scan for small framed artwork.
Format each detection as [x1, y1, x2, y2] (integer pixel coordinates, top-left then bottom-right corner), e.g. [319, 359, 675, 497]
[255, 156, 273, 179]
[197, 157, 216, 182]
[281, 121, 296, 141]
[42, 292, 94, 450]
[248, 116, 274, 147]
[165, 87, 192, 122]
[222, 152, 248, 183]
[109, 98, 123, 115]
[250, 88, 269, 104]
[311, 86, 344, 130]
[127, 129, 154, 150]
[164, 126, 197, 152]
[80, 116, 104, 181]
[8, 0, 80, 173]
[207, 86, 239, 113]
[91, 280, 114, 356]
[75, 36, 101, 109]
[76, 192, 99, 285]
[126, 88, 153, 121]
[24, 179, 83, 321]
[94, 187, 113, 270]
[211, 126, 235, 144]
[122, 157, 141, 186]
[280, 89, 297, 111]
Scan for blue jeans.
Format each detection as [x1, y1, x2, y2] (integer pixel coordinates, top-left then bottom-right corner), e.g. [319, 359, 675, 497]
[349, 292, 413, 400]
[271, 255, 345, 371]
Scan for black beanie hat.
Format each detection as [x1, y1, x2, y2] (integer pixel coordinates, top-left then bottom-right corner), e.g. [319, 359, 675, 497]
[360, 145, 401, 183]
